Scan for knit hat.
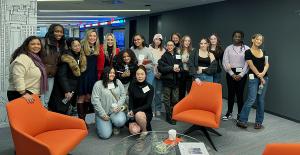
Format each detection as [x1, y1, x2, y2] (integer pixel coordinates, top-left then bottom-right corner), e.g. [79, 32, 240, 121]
[153, 33, 163, 41]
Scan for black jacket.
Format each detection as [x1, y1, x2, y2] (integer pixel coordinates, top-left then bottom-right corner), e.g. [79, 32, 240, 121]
[114, 62, 138, 85]
[158, 50, 183, 88]
[189, 49, 218, 79]
[48, 50, 87, 114]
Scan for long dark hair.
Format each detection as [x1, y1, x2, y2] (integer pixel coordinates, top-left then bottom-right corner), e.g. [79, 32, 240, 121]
[132, 33, 146, 49]
[209, 33, 223, 55]
[10, 36, 43, 64]
[102, 66, 118, 88]
[117, 48, 137, 65]
[150, 38, 163, 51]
[45, 24, 66, 47]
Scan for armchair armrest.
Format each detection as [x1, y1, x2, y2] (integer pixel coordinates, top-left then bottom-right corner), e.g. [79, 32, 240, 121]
[46, 111, 87, 131]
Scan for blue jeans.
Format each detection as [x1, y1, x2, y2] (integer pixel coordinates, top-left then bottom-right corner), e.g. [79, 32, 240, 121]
[41, 77, 54, 108]
[146, 69, 155, 85]
[213, 72, 222, 83]
[239, 77, 269, 124]
[196, 73, 213, 82]
[152, 78, 162, 112]
[95, 112, 126, 139]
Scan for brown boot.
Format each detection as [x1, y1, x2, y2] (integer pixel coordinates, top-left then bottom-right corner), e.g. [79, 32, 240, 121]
[77, 103, 86, 120]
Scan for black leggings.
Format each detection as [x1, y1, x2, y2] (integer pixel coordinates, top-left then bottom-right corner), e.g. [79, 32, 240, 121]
[226, 73, 247, 115]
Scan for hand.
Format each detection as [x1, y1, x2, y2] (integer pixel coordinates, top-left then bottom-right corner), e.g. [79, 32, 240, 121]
[101, 115, 110, 121]
[113, 106, 121, 113]
[121, 70, 130, 77]
[155, 72, 161, 79]
[128, 111, 134, 117]
[232, 74, 237, 80]
[260, 78, 266, 85]
[174, 67, 180, 72]
[195, 78, 202, 85]
[235, 75, 242, 81]
[65, 92, 73, 101]
[257, 72, 265, 79]
[22, 93, 34, 103]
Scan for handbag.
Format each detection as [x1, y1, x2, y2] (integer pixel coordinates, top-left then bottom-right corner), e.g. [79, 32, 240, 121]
[109, 89, 128, 112]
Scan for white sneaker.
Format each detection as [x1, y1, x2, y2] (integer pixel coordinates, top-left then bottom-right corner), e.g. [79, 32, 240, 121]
[113, 127, 120, 135]
[222, 113, 232, 121]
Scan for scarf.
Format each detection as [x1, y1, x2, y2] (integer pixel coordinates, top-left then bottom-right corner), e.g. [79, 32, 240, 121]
[28, 52, 48, 94]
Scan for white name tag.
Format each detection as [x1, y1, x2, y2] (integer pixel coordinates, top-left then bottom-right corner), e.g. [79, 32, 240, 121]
[175, 55, 181, 59]
[236, 68, 243, 73]
[108, 83, 115, 89]
[142, 86, 150, 93]
[249, 74, 255, 80]
[138, 54, 145, 60]
[265, 56, 269, 64]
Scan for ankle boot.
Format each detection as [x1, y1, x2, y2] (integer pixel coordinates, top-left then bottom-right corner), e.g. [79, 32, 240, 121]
[86, 102, 94, 114]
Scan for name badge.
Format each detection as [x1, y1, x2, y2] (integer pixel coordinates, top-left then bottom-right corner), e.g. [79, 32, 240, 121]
[236, 68, 243, 73]
[108, 83, 115, 89]
[249, 74, 255, 80]
[142, 86, 150, 93]
[265, 56, 269, 64]
[175, 55, 181, 59]
[138, 54, 145, 60]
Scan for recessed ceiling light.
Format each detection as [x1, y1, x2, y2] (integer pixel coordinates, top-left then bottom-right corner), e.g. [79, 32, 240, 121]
[39, 9, 151, 12]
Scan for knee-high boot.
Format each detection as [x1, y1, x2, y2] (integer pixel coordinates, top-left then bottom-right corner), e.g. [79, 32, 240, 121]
[77, 103, 86, 121]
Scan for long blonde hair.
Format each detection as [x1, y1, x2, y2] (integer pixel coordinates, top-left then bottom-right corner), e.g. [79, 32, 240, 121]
[103, 33, 117, 58]
[81, 29, 100, 56]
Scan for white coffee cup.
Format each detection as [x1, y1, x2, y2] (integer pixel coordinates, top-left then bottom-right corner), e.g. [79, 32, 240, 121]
[168, 129, 177, 141]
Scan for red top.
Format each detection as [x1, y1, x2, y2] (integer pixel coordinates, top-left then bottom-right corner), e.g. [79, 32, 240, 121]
[97, 44, 120, 80]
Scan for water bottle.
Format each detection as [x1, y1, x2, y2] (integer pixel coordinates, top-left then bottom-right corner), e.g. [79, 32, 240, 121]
[257, 84, 264, 95]
[62, 91, 74, 104]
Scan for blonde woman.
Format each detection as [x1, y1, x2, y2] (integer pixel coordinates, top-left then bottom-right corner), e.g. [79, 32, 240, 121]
[77, 29, 100, 124]
[237, 34, 269, 129]
[97, 33, 120, 79]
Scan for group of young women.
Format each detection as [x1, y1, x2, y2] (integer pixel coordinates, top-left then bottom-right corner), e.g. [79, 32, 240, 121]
[7, 23, 270, 140]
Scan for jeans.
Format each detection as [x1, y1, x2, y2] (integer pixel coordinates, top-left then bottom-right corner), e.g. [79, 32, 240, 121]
[196, 73, 213, 82]
[152, 78, 162, 112]
[95, 112, 126, 139]
[146, 69, 155, 85]
[239, 77, 269, 124]
[213, 72, 222, 83]
[41, 77, 54, 108]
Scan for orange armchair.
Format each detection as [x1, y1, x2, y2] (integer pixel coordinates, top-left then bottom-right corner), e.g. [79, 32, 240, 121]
[172, 81, 222, 151]
[6, 95, 88, 155]
[263, 143, 300, 155]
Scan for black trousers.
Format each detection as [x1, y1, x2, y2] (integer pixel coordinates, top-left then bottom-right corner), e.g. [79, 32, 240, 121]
[178, 71, 192, 101]
[226, 73, 247, 115]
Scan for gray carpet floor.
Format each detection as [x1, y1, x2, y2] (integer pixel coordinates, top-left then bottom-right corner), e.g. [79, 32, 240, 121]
[1, 99, 300, 155]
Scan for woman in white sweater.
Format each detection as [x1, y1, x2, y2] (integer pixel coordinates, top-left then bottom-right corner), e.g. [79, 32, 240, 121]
[91, 66, 126, 139]
[7, 36, 48, 103]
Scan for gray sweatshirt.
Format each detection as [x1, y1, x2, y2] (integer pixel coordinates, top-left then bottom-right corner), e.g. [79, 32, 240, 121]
[130, 46, 154, 71]
[91, 79, 126, 117]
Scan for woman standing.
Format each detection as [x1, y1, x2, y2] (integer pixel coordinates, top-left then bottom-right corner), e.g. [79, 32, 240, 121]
[171, 32, 181, 50]
[91, 67, 126, 139]
[158, 41, 183, 125]
[40, 24, 66, 108]
[189, 38, 217, 84]
[7, 36, 47, 103]
[237, 34, 269, 129]
[77, 29, 100, 123]
[149, 33, 165, 116]
[131, 33, 155, 85]
[48, 38, 86, 114]
[222, 31, 250, 121]
[127, 66, 154, 135]
[178, 35, 193, 100]
[97, 33, 120, 79]
[209, 33, 224, 83]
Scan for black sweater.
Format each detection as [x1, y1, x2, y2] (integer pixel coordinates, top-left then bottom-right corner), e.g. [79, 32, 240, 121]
[128, 80, 154, 114]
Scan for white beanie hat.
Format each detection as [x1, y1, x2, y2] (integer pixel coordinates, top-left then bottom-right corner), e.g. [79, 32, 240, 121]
[153, 33, 163, 41]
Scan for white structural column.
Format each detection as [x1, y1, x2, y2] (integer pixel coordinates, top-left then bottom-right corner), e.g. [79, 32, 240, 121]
[0, 0, 37, 125]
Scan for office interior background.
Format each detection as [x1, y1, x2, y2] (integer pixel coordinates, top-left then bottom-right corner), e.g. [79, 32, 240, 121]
[0, 0, 300, 154]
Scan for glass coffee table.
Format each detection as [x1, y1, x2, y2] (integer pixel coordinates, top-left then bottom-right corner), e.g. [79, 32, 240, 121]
[109, 131, 214, 155]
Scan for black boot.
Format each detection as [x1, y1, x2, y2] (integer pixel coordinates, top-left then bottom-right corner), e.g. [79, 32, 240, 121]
[77, 103, 86, 121]
[85, 102, 94, 114]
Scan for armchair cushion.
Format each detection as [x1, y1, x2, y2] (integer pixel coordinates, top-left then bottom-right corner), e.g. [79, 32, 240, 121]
[173, 110, 218, 128]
